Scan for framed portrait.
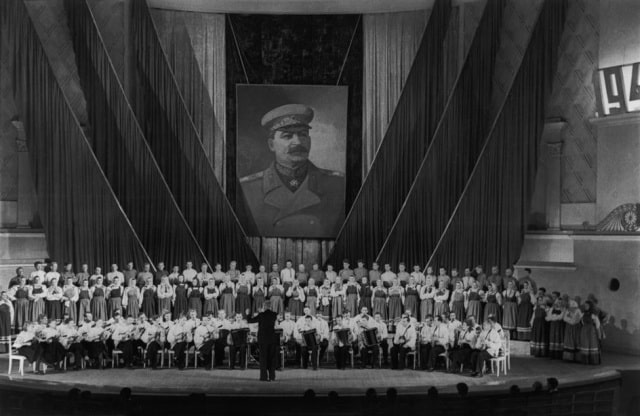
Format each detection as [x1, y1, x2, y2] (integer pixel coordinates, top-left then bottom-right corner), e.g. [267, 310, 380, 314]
[236, 84, 348, 238]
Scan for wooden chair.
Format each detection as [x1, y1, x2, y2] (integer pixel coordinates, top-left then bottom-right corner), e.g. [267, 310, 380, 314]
[111, 349, 123, 368]
[7, 341, 27, 376]
[184, 346, 200, 369]
[489, 332, 510, 377]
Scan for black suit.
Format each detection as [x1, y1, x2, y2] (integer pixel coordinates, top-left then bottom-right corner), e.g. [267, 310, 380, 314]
[247, 310, 279, 381]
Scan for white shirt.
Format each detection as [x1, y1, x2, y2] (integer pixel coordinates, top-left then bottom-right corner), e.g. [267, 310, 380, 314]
[393, 323, 416, 350]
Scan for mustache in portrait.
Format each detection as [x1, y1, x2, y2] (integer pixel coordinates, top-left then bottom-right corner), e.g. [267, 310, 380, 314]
[287, 145, 309, 154]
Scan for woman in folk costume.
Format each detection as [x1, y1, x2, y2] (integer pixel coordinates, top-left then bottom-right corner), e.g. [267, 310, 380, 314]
[358, 276, 373, 313]
[251, 278, 266, 314]
[8, 277, 30, 333]
[45, 277, 64, 321]
[387, 279, 405, 326]
[90, 276, 108, 322]
[304, 278, 319, 316]
[465, 280, 483, 324]
[172, 274, 190, 319]
[286, 279, 305, 320]
[530, 296, 550, 357]
[501, 279, 519, 338]
[0, 291, 14, 353]
[61, 276, 79, 323]
[433, 280, 450, 317]
[330, 279, 346, 325]
[267, 277, 285, 317]
[317, 279, 333, 322]
[187, 278, 204, 318]
[578, 300, 602, 365]
[156, 276, 173, 316]
[516, 280, 535, 341]
[562, 298, 583, 362]
[106, 275, 124, 319]
[203, 278, 220, 316]
[218, 274, 236, 318]
[343, 276, 360, 317]
[404, 276, 420, 320]
[234, 274, 252, 319]
[483, 282, 502, 324]
[546, 297, 566, 359]
[123, 277, 142, 319]
[419, 280, 436, 322]
[371, 279, 388, 323]
[77, 279, 92, 322]
[449, 280, 466, 322]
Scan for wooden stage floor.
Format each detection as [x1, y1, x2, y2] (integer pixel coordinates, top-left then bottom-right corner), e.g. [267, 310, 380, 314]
[0, 353, 637, 397]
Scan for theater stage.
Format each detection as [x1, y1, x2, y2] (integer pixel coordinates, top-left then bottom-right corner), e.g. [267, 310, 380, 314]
[0, 353, 636, 397]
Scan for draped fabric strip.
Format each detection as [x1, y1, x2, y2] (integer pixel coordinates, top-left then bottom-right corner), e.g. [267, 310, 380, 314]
[0, 0, 152, 270]
[326, 0, 452, 266]
[426, 0, 567, 270]
[376, 0, 504, 266]
[64, 0, 210, 269]
[130, 0, 258, 267]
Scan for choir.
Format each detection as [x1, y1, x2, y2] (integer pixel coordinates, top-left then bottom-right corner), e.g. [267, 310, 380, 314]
[1, 260, 606, 375]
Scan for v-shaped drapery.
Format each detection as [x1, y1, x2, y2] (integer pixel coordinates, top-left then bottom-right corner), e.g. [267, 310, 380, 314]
[65, 0, 210, 269]
[131, 0, 258, 268]
[1, 0, 152, 271]
[375, 0, 504, 267]
[325, 0, 452, 267]
[427, 0, 567, 271]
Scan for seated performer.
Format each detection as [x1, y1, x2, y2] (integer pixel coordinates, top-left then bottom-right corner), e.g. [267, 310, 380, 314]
[112, 316, 137, 369]
[390, 314, 416, 370]
[357, 315, 380, 368]
[331, 315, 353, 370]
[228, 313, 249, 369]
[298, 315, 320, 370]
[13, 322, 42, 369]
[372, 313, 389, 366]
[212, 310, 230, 367]
[194, 314, 218, 368]
[294, 307, 315, 364]
[167, 315, 189, 370]
[469, 317, 503, 377]
[425, 315, 451, 371]
[58, 318, 83, 370]
[314, 311, 330, 364]
[138, 315, 162, 369]
[419, 315, 436, 370]
[449, 319, 479, 372]
[37, 319, 66, 372]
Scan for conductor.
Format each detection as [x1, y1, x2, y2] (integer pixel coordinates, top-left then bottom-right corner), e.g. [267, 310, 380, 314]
[246, 303, 279, 381]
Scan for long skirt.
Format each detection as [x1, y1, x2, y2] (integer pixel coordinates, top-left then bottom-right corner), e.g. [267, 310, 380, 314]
[235, 293, 251, 319]
[14, 298, 30, 332]
[108, 297, 123, 319]
[420, 299, 434, 322]
[578, 323, 601, 365]
[91, 296, 108, 321]
[188, 298, 203, 318]
[434, 301, 449, 317]
[484, 302, 501, 324]
[372, 298, 388, 322]
[562, 323, 582, 362]
[451, 300, 465, 322]
[288, 298, 304, 320]
[331, 297, 343, 323]
[404, 295, 419, 320]
[157, 298, 171, 316]
[126, 298, 139, 320]
[219, 293, 235, 318]
[516, 303, 533, 341]
[358, 295, 372, 314]
[466, 300, 482, 324]
[502, 301, 518, 331]
[173, 295, 189, 319]
[345, 293, 359, 316]
[0, 304, 11, 353]
[46, 300, 63, 321]
[269, 295, 284, 317]
[318, 298, 331, 322]
[31, 298, 46, 323]
[548, 320, 565, 359]
[305, 296, 317, 316]
[530, 317, 548, 357]
[78, 299, 91, 322]
[204, 298, 219, 316]
[388, 295, 403, 323]
[64, 300, 78, 324]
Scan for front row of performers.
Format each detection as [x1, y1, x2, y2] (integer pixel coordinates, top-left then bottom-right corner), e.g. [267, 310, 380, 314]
[12, 303, 509, 378]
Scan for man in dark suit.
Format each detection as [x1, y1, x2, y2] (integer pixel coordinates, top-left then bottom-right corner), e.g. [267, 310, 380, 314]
[246, 303, 279, 381]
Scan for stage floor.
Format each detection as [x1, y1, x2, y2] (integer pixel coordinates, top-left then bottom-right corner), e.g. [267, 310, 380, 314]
[0, 353, 637, 397]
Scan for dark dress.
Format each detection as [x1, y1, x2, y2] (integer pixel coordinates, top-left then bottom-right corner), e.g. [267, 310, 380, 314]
[578, 313, 601, 365]
[372, 289, 388, 321]
[219, 285, 235, 317]
[530, 306, 548, 357]
[0, 303, 11, 353]
[30, 286, 46, 323]
[90, 286, 108, 321]
[404, 286, 420, 320]
[502, 291, 518, 331]
[108, 286, 123, 319]
[287, 287, 304, 319]
[78, 288, 91, 322]
[203, 287, 219, 316]
[305, 287, 318, 316]
[13, 287, 30, 332]
[450, 290, 465, 322]
[141, 286, 157, 318]
[252, 287, 266, 314]
[235, 284, 252, 319]
[358, 284, 373, 313]
[188, 287, 204, 318]
[46, 290, 63, 321]
[548, 308, 565, 359]
[483, 292, 501, 323]
[173, 283, 189, 319]
[344, 285, 359, 316]
[466, 290, 482, 324]
[516, 292, 534, 341]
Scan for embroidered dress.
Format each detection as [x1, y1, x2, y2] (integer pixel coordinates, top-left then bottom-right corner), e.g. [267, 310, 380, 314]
[344, 285, 359, 316]
[252, 287, 265, 314]
[188, 287, 204, 318]
[204, 287, 219, 316]
[30, 286, 46, 322]
[502, 291, 518, 331]
[235, 285, 251, 318]
[78, 288, 91, 322]
[173, 284, 189, 319]
[420, 287, 435, 321]
[548, 308, 565, 359]
[562, 309, 582, 362]
[141, 286, 157, 318]
[530, 306, 548, 357]
[372, 289, 388, 322]
[358, 284, 373, 313]
[450, 290, 466, 322]
[287, 287, 304, 319]
[387, 288, 403, 323]
[13, 287, 30, 332]
[578, 314, 601, 365]
[90, 286, 108, 321]
[483, 293, 501, 323]
[268, 286, 284, 316]
[125, 287, 140, 319]
[305, 287, 318, 316]
[107, 286, 123, 319]
[404, 286, 419, 319]
[516, 291, 534, 341]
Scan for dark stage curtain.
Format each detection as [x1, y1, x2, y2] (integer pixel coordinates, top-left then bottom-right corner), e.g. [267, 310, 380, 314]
[376, 0, 504, 267]
[226, 13, 363, 267]
[0, 0, 152, 270]
[325, 0, 452, 267]
[65, 0, 210, 269]
[427, 0, 567, 271]
[130, 0, 258, 268]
